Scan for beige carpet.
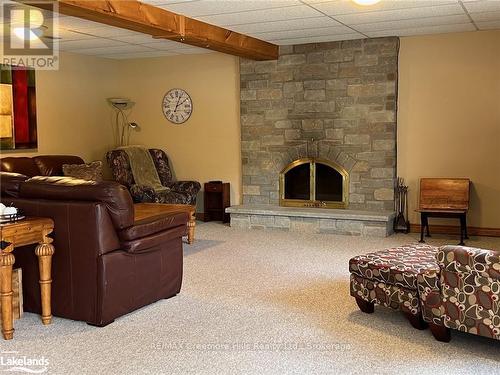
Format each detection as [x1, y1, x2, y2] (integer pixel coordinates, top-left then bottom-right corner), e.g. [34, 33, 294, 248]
[2, 223, 500, 374]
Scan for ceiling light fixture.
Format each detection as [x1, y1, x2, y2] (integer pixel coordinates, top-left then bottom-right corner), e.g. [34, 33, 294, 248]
[10, 8, 45, 41]
[352, 0, 382, 6]
[13, 27, 42, 41]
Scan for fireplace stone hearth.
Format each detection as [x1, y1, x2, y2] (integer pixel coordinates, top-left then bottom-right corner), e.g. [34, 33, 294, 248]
[226, 205, 395, 237]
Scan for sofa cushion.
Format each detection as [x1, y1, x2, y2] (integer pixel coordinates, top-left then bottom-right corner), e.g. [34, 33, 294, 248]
[0, 157, 39, 177]
[119, 211, 188, 241]
[34, 155, 84, 176]
[349, 244, 439, 290]
[20, 176, 134, 229]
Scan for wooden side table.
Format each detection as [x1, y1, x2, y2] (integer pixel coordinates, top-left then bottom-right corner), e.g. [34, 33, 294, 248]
[0, 217, 55, 340]
[203, 182, 230, 223]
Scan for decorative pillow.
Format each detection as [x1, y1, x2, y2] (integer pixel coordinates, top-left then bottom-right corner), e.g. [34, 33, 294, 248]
[62, 161, 103, 182]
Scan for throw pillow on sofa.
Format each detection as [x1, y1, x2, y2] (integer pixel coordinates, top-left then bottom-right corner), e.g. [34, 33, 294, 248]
[63, 161, 103, 182]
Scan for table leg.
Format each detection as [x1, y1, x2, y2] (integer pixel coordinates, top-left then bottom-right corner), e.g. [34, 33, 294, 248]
[187, 212, 196, 245]
[35, 242, 55, 325]
[419, 214, 425, 243]
[0, 252, 15, 340]
[464, 215, 469, 240]
[459, 215, 466, 246]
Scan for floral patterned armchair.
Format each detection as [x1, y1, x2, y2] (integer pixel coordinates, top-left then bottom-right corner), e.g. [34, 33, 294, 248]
[106, 148, 201, 205]
[418, 245, 500, 342]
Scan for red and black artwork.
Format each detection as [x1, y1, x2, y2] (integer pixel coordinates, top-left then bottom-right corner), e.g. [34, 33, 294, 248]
[0, 64, 37, 150]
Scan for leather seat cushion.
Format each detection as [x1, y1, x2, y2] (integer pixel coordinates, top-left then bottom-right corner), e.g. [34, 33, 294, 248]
[119, 211, 188, 241]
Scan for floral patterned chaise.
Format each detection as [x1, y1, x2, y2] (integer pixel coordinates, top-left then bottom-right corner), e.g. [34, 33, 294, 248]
[350, 244, 500, 343]
[106, 148, 201, 205]
[417, 245, 500, 342]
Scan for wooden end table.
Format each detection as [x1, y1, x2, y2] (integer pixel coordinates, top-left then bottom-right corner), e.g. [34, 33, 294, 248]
[203, 182, 230, 223]
[134, 203, 196, 244]
[0, 217, 55, 340]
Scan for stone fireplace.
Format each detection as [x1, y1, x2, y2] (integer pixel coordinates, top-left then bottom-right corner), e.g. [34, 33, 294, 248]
[228, 37, 399, 236]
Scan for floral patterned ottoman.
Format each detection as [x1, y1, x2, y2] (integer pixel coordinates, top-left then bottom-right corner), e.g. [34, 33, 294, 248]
[349, 244, 439, 329]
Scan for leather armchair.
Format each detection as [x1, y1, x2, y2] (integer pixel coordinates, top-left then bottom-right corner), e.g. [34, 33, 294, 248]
[106, 148, 201, 205]
[418, 245, 500, 342]
[1, 169, 187, 326]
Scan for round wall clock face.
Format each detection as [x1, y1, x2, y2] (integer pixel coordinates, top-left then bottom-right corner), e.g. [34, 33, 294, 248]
[162, 88, 193, 124]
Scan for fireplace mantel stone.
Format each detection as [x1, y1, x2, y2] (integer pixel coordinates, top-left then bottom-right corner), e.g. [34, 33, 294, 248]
[226, 204, 395, 237]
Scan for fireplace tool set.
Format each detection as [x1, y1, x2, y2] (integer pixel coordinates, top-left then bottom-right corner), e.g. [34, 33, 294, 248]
[394, 177, 410, 233]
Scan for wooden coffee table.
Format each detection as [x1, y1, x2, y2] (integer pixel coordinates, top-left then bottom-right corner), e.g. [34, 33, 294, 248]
[0, 217, 55, 340]
[134, 203, 196, 244]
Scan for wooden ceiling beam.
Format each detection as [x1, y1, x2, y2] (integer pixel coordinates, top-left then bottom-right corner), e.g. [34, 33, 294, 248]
[16, 0, 279, 60]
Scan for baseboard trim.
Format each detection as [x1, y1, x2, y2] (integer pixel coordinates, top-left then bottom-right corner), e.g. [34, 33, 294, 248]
[410, 224, 500, 237]
[195, 212, 205, 221]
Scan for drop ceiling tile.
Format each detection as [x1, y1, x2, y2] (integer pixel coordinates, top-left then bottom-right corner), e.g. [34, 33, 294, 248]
[70, 25, 137, 38]
[141, 39, 193, 50]
[462, 0, 500, 13]
[335, 4, 465, 24]
[476, 20, 500, 29]
[110, 32, 160, 44]
[270, 33, 364, 45]
[305, 0, 459, 15]
[366, 22, 475, 37]
[55, 28, 99, 41]
[140, 0, 198, 5]
[253, 25, 356, 41]
[73, 44, 155, 56]
[173, 46, 214, 54]
[355, 14, 471, 32]
[159, 0, 300, 17]
[57, 16, 106, 31]
[59, 38, 128, 51]
[103, 50, 181, 59]
[197, 5, 322, 26]
[227, 16, 343, 34]
[469, 10, 500, 22]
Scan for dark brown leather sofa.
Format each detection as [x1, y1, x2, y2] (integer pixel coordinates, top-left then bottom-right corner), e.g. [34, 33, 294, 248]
[0, 156, 187, 326]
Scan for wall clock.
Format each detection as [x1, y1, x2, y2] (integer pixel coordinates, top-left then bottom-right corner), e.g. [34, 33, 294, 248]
[162, 88, 193, 124]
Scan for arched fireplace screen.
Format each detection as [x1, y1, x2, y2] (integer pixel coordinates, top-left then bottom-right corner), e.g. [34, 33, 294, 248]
[279, 158, 349, 209]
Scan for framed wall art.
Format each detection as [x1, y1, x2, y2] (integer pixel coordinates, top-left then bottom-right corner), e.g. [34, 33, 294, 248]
[0, 64, 38, 151]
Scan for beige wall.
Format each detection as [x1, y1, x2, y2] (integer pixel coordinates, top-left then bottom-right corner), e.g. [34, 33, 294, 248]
[398, 30, 500, 228]
[4, 31, 499, 227]
[1, 51, 119, 162]
[116, 53, 241, 212]
[1, 51, 241, 213]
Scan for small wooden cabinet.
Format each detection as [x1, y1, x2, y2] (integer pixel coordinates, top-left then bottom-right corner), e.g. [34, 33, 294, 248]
[204, 182, 230, 223]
